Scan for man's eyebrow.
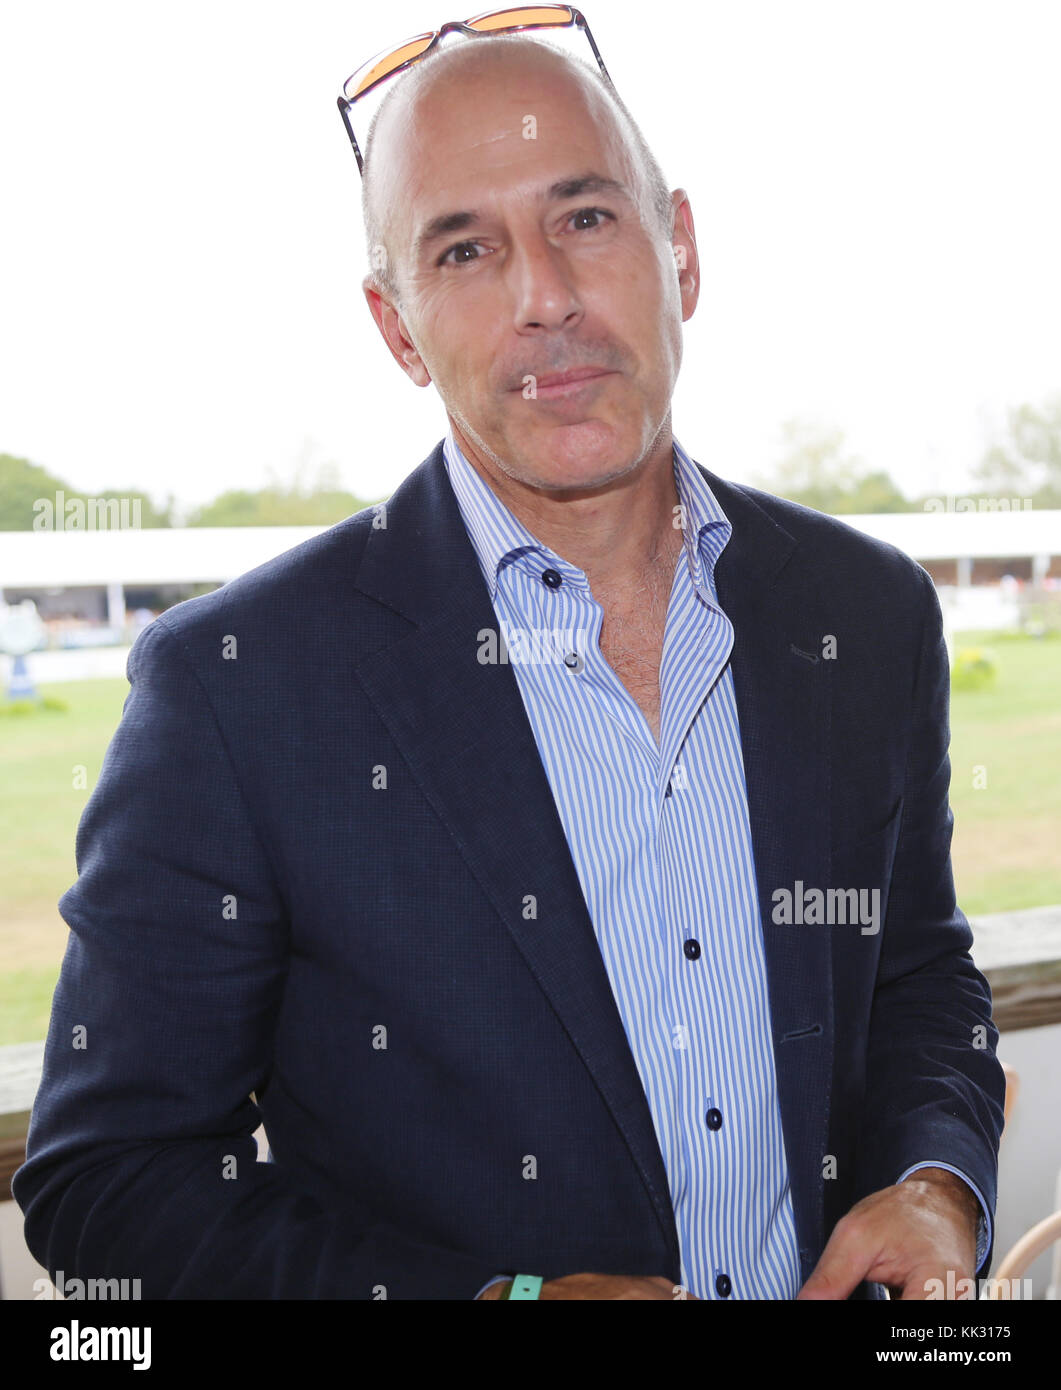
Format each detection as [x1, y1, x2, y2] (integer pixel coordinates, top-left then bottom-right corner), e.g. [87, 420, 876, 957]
[413, 173, 632, 259]
[546, 173, 631, 202]
[415, 211, 480, 259]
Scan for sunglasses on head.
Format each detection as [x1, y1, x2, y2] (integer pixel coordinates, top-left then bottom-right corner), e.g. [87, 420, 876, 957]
[337, 5, 614, 176]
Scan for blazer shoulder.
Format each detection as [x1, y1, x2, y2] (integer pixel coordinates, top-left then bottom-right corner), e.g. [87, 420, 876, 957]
[146, 507, 381, 645]
[714, 474, 933, 601]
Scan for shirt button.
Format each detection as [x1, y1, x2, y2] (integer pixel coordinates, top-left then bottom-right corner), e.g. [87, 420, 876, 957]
[563, 651, 582, 670]
[683, 939, 701, 960]
[705, 1107, 723, 1130]
[541, 568, 563, 588]
[715, 1273, 731, 1298]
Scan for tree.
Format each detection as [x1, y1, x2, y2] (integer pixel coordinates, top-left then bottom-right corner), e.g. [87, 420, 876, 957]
[185, 461, 378, 527]
[973, 395, 1061, 507]
[0, 455, 70, 530]
[755, 420, 911, 514]
[0, 453, 174, 528]
[0, 453, 174, 529]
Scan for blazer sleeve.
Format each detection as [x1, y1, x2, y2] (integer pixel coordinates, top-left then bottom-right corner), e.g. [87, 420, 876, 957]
[12, 618, 503, 1299]
[850, 565, 1007, 1265]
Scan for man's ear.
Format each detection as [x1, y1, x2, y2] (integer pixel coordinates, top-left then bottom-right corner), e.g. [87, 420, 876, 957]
[669, 190, 699, 323]
[362, 276, 432, 387]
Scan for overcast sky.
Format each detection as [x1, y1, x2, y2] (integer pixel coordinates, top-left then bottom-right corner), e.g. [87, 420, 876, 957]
[2, 0, 1059, 514]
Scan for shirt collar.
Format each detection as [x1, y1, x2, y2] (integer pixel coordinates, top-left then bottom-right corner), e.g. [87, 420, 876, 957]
[442, 428, 731, 603]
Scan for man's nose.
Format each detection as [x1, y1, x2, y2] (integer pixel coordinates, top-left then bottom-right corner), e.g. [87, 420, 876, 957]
[509, 236, 583, 333]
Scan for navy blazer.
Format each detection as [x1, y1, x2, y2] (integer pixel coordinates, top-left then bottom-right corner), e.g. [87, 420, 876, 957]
[15, 440, 1007, 1299]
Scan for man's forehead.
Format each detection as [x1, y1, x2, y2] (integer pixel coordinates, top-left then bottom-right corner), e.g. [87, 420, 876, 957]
[375, 36, 610, 144]
[370, 40, 634, 236]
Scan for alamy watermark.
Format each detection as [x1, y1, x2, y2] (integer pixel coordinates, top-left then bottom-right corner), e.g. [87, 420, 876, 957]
[771, 882, 881, 935]
[477, 624, 591, 667]
[32, 491, 142, 531]
[923, 1271, 1033, 1300]
[34, 1270, 142, 1300]
[922, 495, 1033, 514]
[49, 1321, 151, 1370]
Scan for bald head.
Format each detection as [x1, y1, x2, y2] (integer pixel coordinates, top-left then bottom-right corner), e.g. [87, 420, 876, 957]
[359, 35, 672, 305]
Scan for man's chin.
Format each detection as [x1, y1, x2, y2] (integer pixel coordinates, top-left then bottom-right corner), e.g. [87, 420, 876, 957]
[505, 405, 618, 451]
[501, 422, 643, 493]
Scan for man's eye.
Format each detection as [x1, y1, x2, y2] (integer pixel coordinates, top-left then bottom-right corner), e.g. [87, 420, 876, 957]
[437, 209, 613, 267]
[438, 241, 483, 267]
[568, 207, 613, 231]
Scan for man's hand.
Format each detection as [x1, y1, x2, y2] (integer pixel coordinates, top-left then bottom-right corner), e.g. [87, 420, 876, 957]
[797, 1167, 979, 1301]
[478, 1274, 697, 1300]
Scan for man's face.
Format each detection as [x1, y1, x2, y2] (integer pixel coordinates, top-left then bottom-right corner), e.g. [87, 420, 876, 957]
[364, 45, 698, 493]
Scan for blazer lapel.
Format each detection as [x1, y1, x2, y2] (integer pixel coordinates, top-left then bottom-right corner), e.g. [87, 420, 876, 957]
[705, 468, 836, 1274]
[351, 442, 681, 1266]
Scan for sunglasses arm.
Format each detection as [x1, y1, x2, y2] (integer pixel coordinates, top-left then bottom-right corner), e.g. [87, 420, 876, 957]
[337, 96, 366, 175]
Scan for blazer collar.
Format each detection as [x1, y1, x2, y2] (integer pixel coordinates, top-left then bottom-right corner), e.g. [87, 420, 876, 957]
[353, 439, 798, 622]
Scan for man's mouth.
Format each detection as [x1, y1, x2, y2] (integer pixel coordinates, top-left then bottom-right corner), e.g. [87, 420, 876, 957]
[514, 367, 616, 399]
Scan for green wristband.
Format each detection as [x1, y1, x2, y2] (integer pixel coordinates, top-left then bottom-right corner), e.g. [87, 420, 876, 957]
[502, 1274, 543, 1300]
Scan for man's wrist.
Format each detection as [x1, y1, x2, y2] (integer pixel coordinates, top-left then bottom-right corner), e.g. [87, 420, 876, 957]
[897, 1162, 990, 1270]
[907, 1166, 978, 1215]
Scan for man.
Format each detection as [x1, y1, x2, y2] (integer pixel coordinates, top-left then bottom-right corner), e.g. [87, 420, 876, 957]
[15, 21, 1005, 1301]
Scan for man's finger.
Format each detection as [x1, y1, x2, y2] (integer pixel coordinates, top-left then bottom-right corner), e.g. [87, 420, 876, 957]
[796, 1220, 875, 1300]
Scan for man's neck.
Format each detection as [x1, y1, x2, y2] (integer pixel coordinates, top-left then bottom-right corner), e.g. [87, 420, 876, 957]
[448, 420, 683, 600]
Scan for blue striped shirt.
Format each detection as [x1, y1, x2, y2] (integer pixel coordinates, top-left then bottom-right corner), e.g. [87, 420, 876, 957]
[444, 430, 801, 1299]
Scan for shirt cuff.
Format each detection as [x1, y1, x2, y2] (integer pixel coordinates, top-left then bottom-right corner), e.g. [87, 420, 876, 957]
[897, 1161, 991, 1273]
[473, 1274, 513, 1300]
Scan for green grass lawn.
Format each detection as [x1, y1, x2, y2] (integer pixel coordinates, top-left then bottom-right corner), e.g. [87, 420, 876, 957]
[1, 679, 130, 912]
[1, 638, 1059, 1044]
[948, 631, 1061, 914]
[1, 678, 130, 1044]
[0, 967, 65, 1049]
